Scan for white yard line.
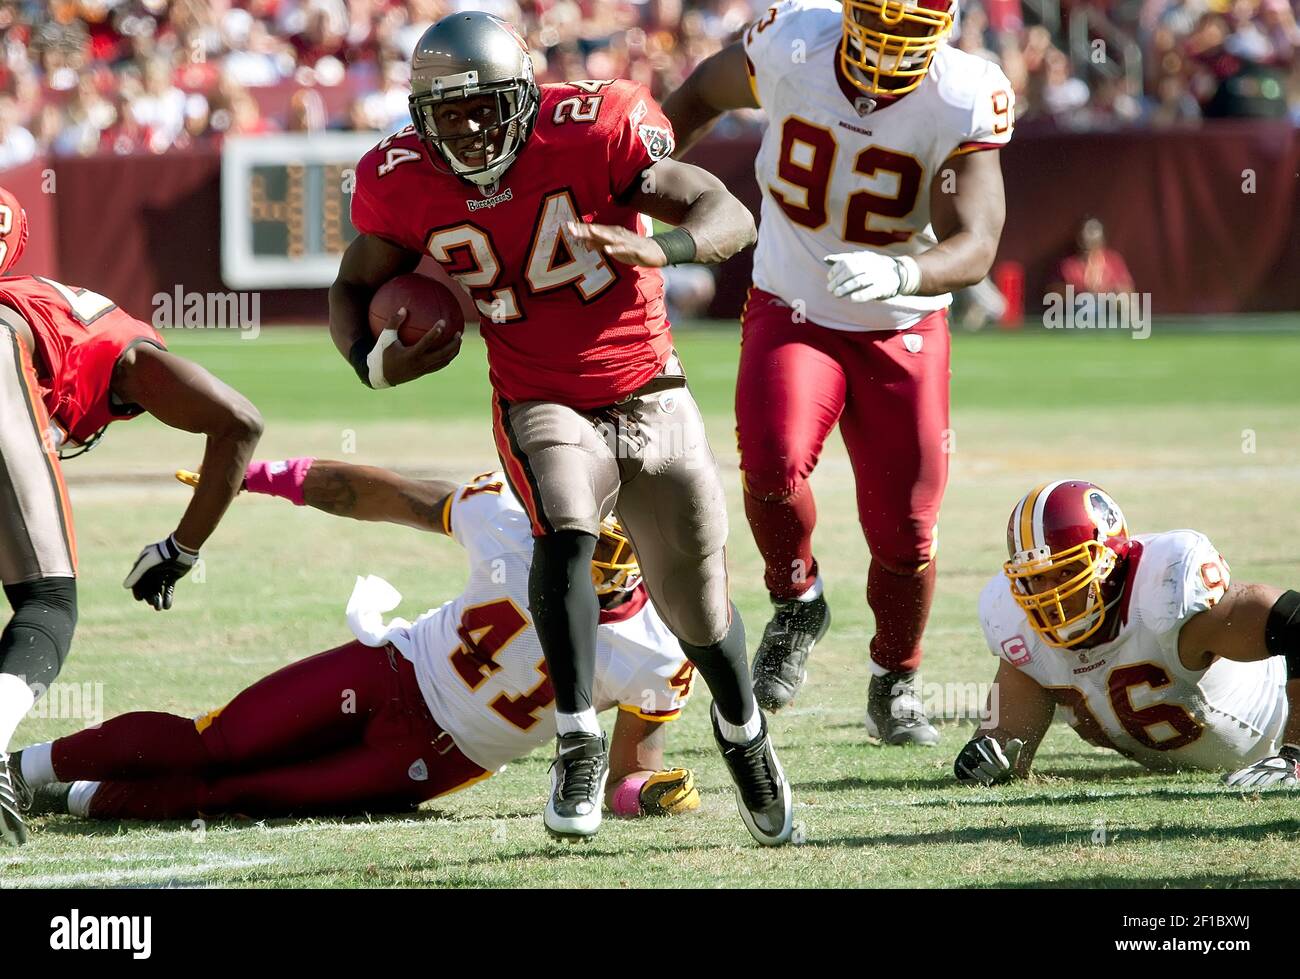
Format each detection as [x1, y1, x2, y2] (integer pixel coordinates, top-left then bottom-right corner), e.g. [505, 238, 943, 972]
[2, 855, 275, 888]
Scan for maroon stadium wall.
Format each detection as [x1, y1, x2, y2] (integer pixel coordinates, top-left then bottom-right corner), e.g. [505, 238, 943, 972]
[6, 119, 1299, 321]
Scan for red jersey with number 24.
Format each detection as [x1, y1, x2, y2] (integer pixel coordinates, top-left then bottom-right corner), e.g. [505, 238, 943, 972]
[352, 80, 677, 409]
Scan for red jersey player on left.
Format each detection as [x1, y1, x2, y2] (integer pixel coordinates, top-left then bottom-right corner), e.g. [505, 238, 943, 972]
[0, 187, 264, 847]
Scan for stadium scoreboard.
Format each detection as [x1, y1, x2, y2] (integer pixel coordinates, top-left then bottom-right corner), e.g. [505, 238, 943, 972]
[221, 133, 379, 289]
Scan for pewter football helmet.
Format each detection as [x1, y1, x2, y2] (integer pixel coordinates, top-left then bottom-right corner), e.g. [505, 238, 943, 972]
[408, 11, 540, 187]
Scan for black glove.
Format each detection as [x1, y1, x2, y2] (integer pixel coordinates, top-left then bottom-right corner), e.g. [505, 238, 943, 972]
[954, 735, 1024, 786]
[123, 533, 199, 611]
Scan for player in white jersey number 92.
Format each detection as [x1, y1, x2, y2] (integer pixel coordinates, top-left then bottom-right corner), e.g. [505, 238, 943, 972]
[663, 0, 1012, 744]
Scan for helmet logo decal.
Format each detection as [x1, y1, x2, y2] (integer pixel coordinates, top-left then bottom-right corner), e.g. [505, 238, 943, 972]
[1086, 489, 1125, 537]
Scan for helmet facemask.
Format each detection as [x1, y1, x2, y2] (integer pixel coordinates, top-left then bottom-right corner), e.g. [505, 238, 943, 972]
[409, 69, 537, 188]
[1004, 540, 1118, 649]
[591, 516, 642, 598]
[841, 0, 954, 98]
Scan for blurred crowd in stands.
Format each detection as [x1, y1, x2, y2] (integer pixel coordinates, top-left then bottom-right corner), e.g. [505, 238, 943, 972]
[0, 0, 1297, 167]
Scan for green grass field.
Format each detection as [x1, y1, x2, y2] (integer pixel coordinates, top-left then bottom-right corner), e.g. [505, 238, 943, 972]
[5, 322, 1300, 888]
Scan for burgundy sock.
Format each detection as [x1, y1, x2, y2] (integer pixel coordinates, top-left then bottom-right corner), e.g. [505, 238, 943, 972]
[87, 777, 207, 820]
[743, 482, 819, 600]
[867, 560, 936, 673]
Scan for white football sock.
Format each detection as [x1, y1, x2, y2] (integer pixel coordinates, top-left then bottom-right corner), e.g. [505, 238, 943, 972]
[793, 576, 824, 603]
[715, 703, 763, 745]
[66, 780, 100, 818]
[20, 741, 55, 787]
[868, 658, 893, 678]
[556, 708, 601, 737]
[0, 672, 36, 753]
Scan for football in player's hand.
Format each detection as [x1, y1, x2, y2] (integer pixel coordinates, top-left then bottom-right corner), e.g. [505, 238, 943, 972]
[369, 273, 465, 348]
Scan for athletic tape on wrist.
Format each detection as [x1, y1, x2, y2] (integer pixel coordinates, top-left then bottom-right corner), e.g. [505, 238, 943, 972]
[167, 533, 199, 564]
[366, 330, 398, 390]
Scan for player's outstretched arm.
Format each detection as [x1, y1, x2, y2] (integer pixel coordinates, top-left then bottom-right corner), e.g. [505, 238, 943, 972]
[1177, 582, 1298, 671]
[329, 233, 459, 389]
[568, 157, 756, 269]
[660, 41, 760, 157]
[955, 661, 1054, 785]
[606, 710, 700, 817]
[224, 457, 460, 535]
[114, 345, 263, 609]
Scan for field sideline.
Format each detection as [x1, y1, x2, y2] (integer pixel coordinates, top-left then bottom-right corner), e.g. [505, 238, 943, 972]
[6, 321, 1300, 888]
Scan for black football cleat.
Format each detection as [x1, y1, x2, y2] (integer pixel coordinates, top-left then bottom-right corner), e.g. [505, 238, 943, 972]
[865, 670, 940, 746]
[27, 781, 71, 817]
[712, 707, 794, 846]
[0, 752, 29, 846]
[544, 731, 609, 841]
[751, 592, 831, 712]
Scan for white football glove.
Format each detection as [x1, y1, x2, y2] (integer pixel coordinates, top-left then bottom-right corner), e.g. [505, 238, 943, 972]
[1223, 745, 1300, 790]
[954, 735, 1024, 786]
[824, 251, 921, 303]
[123, 534, 199, 611]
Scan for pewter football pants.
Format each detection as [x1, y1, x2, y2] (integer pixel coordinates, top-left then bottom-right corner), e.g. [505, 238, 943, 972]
[0, 323, 76, 585]
[493, 380, 732, 650]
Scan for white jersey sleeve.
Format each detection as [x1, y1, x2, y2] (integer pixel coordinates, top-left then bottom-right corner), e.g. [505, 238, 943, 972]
[741, 0, 808, 108]
[595, 595, 695, 722]
[979, 574, 1040, 669]
[940, 54, 1015, 156]
[1129, 530, 1231, 674]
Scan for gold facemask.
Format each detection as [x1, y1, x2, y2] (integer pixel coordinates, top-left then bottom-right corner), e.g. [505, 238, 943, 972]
[1004, 539, 1116, 649]
[840, 0, 954, 97]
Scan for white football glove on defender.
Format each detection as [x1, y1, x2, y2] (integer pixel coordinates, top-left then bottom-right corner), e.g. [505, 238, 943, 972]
[954, 735, 1024, 786]
[824, 251, 922, 303]
[1223, 745, 1300, 789]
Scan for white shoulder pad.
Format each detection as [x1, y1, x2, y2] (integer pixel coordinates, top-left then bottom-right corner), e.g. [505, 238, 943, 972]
[446, 473, 533, 564]
[931, 46, 1015, 150]
[742, 0, 839, 102]
[1130, 530, 1231, 657]
[978, 573, 1037, 668]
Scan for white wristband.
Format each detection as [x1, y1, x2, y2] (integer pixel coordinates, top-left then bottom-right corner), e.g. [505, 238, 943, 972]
[894, 256, 922, 297]
[366, 329, 399, 390]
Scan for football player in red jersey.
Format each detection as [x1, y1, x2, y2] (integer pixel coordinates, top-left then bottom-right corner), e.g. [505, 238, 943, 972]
[0, 187, 264, 846]
[328, 12, 793, 845]
[663, 0, 1011, 742]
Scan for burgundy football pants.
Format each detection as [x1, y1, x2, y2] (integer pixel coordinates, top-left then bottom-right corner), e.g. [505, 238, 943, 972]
[51, 640, 488, 819]
[736, 288, 951, 673]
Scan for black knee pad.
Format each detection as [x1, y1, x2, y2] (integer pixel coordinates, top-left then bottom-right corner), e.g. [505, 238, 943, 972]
[2, 576, 78, 688]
